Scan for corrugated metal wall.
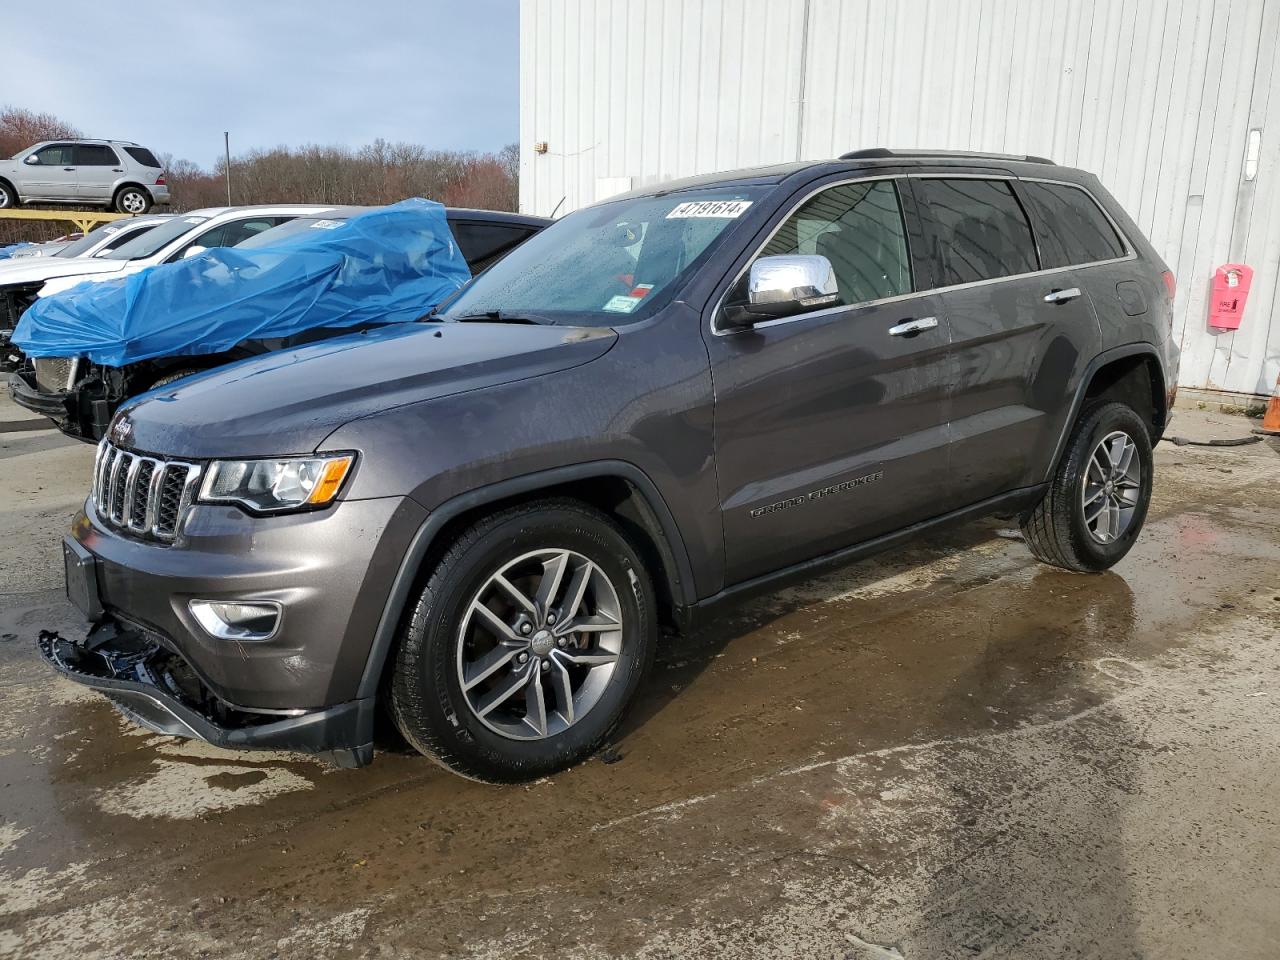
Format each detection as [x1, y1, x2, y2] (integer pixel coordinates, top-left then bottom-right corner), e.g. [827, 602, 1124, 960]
[521, 0, 1280, 397]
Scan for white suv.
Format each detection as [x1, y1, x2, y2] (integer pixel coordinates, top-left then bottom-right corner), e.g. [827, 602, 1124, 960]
[0, 140, 170, 214]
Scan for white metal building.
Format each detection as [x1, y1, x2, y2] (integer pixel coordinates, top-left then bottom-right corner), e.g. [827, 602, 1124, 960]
[519, 0, 1280, 399]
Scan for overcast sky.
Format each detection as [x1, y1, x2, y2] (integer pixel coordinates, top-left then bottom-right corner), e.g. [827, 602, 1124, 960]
[3, 0, 519, 167]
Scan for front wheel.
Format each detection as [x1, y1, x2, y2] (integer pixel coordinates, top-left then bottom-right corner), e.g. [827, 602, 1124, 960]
[390, 500, 657, 782]
[0, 182, 17, 209]
[113, 186, 152, 215]
[1021, 401, 1154, 572]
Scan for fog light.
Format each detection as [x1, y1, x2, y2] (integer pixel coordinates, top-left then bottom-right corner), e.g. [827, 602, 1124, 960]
[189, 600, 282, 640]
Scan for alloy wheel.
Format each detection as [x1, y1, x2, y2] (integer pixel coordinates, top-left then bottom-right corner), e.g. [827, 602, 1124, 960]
[456, 548, 623, 740]
[1082, 430, 1142, 544]
[120, 191, 146, 214]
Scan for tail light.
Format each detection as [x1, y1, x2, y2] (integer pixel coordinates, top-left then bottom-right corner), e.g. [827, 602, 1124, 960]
[155, 174, 166, 186]
[1161, 270, 1176, 300]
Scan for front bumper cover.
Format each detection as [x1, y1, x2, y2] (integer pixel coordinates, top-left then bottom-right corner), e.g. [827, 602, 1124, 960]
[39, 620, 375, 767]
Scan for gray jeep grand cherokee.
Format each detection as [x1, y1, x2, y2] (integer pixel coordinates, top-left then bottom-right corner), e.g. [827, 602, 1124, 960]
[42, 149, 1180, 781]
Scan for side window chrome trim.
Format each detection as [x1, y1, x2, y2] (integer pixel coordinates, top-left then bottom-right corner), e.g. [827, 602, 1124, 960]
[711, 172, 1141, 336]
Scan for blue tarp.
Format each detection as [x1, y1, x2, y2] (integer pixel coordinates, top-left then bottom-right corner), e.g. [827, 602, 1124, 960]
[0, 243, 33, 261]
[14, 198, 471, 366]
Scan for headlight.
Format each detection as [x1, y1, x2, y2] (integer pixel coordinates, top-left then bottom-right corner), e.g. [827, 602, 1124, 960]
[199, 454, 354, 513]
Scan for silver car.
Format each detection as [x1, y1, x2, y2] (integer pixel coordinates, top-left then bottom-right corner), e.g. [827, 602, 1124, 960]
[0, 140, 170, 214]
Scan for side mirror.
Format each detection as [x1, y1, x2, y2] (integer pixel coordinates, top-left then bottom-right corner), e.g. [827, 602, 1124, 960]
[720, 254, 840, 331]
[180, 245, 208, 260]
[23, 154, 40, 166]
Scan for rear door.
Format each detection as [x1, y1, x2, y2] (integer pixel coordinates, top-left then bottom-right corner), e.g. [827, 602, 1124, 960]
[910, 176, 1101, 509]
[73, 144, 123, 202]
[21, 144, 78, 199]
[704, 176, 953, 585]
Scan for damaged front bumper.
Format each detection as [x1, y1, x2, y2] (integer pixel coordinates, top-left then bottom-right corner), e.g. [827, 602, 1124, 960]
[8, 369, 102, 443]
[39, 619, 375, 767]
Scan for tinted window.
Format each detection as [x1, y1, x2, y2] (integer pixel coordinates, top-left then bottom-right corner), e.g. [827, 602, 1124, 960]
[450, 222, 539, 272]
[123, 146, 161, 168]
[74, 144, 119, 166]
[32, 144, 72, 165]
[915, 179, 1038, 285]
[756, 180, 912, 304]
[1020, 181, 1125, 268]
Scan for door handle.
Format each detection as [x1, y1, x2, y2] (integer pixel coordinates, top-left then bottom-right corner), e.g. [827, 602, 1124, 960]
[112, 168, 124, 172]
[1044, 287, 1082, 304]
[63, 167, 75, 172]
[888, 316, 939, 337]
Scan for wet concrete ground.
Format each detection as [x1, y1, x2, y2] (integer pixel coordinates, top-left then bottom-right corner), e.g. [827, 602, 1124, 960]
[1, 400, 1278, 959]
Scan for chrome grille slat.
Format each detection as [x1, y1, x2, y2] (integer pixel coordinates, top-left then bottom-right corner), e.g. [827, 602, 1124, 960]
[90, 441, 201, 543]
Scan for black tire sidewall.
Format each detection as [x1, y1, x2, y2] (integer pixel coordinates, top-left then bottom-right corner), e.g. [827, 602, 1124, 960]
[396, 504, 656, 781]
[0, 183, 15, 208]
[115, 187, 150, 214]
[1062, 403, 1154, 569]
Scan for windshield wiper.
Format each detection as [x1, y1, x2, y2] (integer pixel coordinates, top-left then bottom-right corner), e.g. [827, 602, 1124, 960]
[453, 310, 548, 325]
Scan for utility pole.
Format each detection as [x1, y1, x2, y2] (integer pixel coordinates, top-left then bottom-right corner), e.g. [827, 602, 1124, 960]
[224, 132, 232, 205]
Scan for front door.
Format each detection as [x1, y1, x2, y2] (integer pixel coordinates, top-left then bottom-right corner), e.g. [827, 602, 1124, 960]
[704, 177, 953, 585]
[22, 143, 78, 200]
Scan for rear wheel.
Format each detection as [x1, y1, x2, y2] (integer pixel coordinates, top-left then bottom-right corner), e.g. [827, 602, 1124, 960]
[0, 182, 17, 209]
[1021, 401, 1154, 572]
[390, 500, 657, 782]
[113, 186, 151, 215]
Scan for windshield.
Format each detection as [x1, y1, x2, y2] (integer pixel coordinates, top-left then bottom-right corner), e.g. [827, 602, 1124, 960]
[101, 215, 209, 261]
[441, 187, 766, 325]
[56, 221, 139, 259]
[236, 216, 348, 250]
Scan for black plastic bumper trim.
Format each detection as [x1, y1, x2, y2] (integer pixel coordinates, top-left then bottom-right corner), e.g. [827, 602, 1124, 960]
[38, 630, 375, 767]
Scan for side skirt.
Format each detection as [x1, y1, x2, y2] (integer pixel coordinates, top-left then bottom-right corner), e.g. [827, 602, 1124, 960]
[689, 484, 1048, 626]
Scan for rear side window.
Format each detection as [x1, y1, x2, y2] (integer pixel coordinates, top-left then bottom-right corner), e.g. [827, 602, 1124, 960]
[74, 144, 120, 166]
[757, 179, 912, 304]
[123, 146, 162, 168]
[914, 178, 1038, 286]
[450, 222, 540, 272]
[1020, 181, 1126, 267]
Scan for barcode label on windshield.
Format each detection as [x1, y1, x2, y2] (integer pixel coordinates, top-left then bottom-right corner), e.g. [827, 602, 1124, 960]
[666, 200, 753, 219]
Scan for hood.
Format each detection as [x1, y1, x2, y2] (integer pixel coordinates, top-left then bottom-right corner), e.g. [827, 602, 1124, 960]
[0, 256, 127, 287]
[118, 321, 617, 459]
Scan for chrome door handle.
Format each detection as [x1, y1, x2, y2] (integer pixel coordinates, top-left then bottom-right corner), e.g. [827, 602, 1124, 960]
[1044, 287, 1082, 304]
[888, 316, 939, 337]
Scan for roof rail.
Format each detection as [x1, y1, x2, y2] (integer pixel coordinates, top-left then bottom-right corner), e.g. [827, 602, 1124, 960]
[840, 147, 1055, 164]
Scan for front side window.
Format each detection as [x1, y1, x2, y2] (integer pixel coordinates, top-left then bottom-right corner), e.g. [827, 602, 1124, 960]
[441, 186, 768, 326]
[74, 144, 119, 166]
[915, 178, 1039, 286]
[31, 144, 72, 166]
[1020, 181, 1126, 268]
[168, 217, 284, 260]
[754, 179, 912, 305]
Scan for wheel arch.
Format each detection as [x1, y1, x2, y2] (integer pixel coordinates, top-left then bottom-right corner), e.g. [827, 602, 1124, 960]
[1046, 344, 1167, 478]
[356, 460, 696, 701]
[0, 176, 19, 200]
[112, 182, 152, 205]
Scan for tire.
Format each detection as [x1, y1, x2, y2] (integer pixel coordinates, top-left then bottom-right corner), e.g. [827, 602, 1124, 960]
[113, 186, 152, 215]
[0, 181, 17, 209]
[391, 499, 657, 782]
[1021, 401, 1154, 572]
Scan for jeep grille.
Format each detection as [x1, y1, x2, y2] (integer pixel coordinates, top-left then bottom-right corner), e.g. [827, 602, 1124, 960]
[92, 441, 202, 541]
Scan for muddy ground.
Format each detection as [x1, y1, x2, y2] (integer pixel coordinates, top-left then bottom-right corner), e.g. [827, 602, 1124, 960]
[1, 397, 1278, 959]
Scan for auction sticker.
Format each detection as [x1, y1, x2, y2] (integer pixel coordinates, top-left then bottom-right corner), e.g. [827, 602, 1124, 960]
[666, 200, 752, 219]
[602, 295, 642, 313]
